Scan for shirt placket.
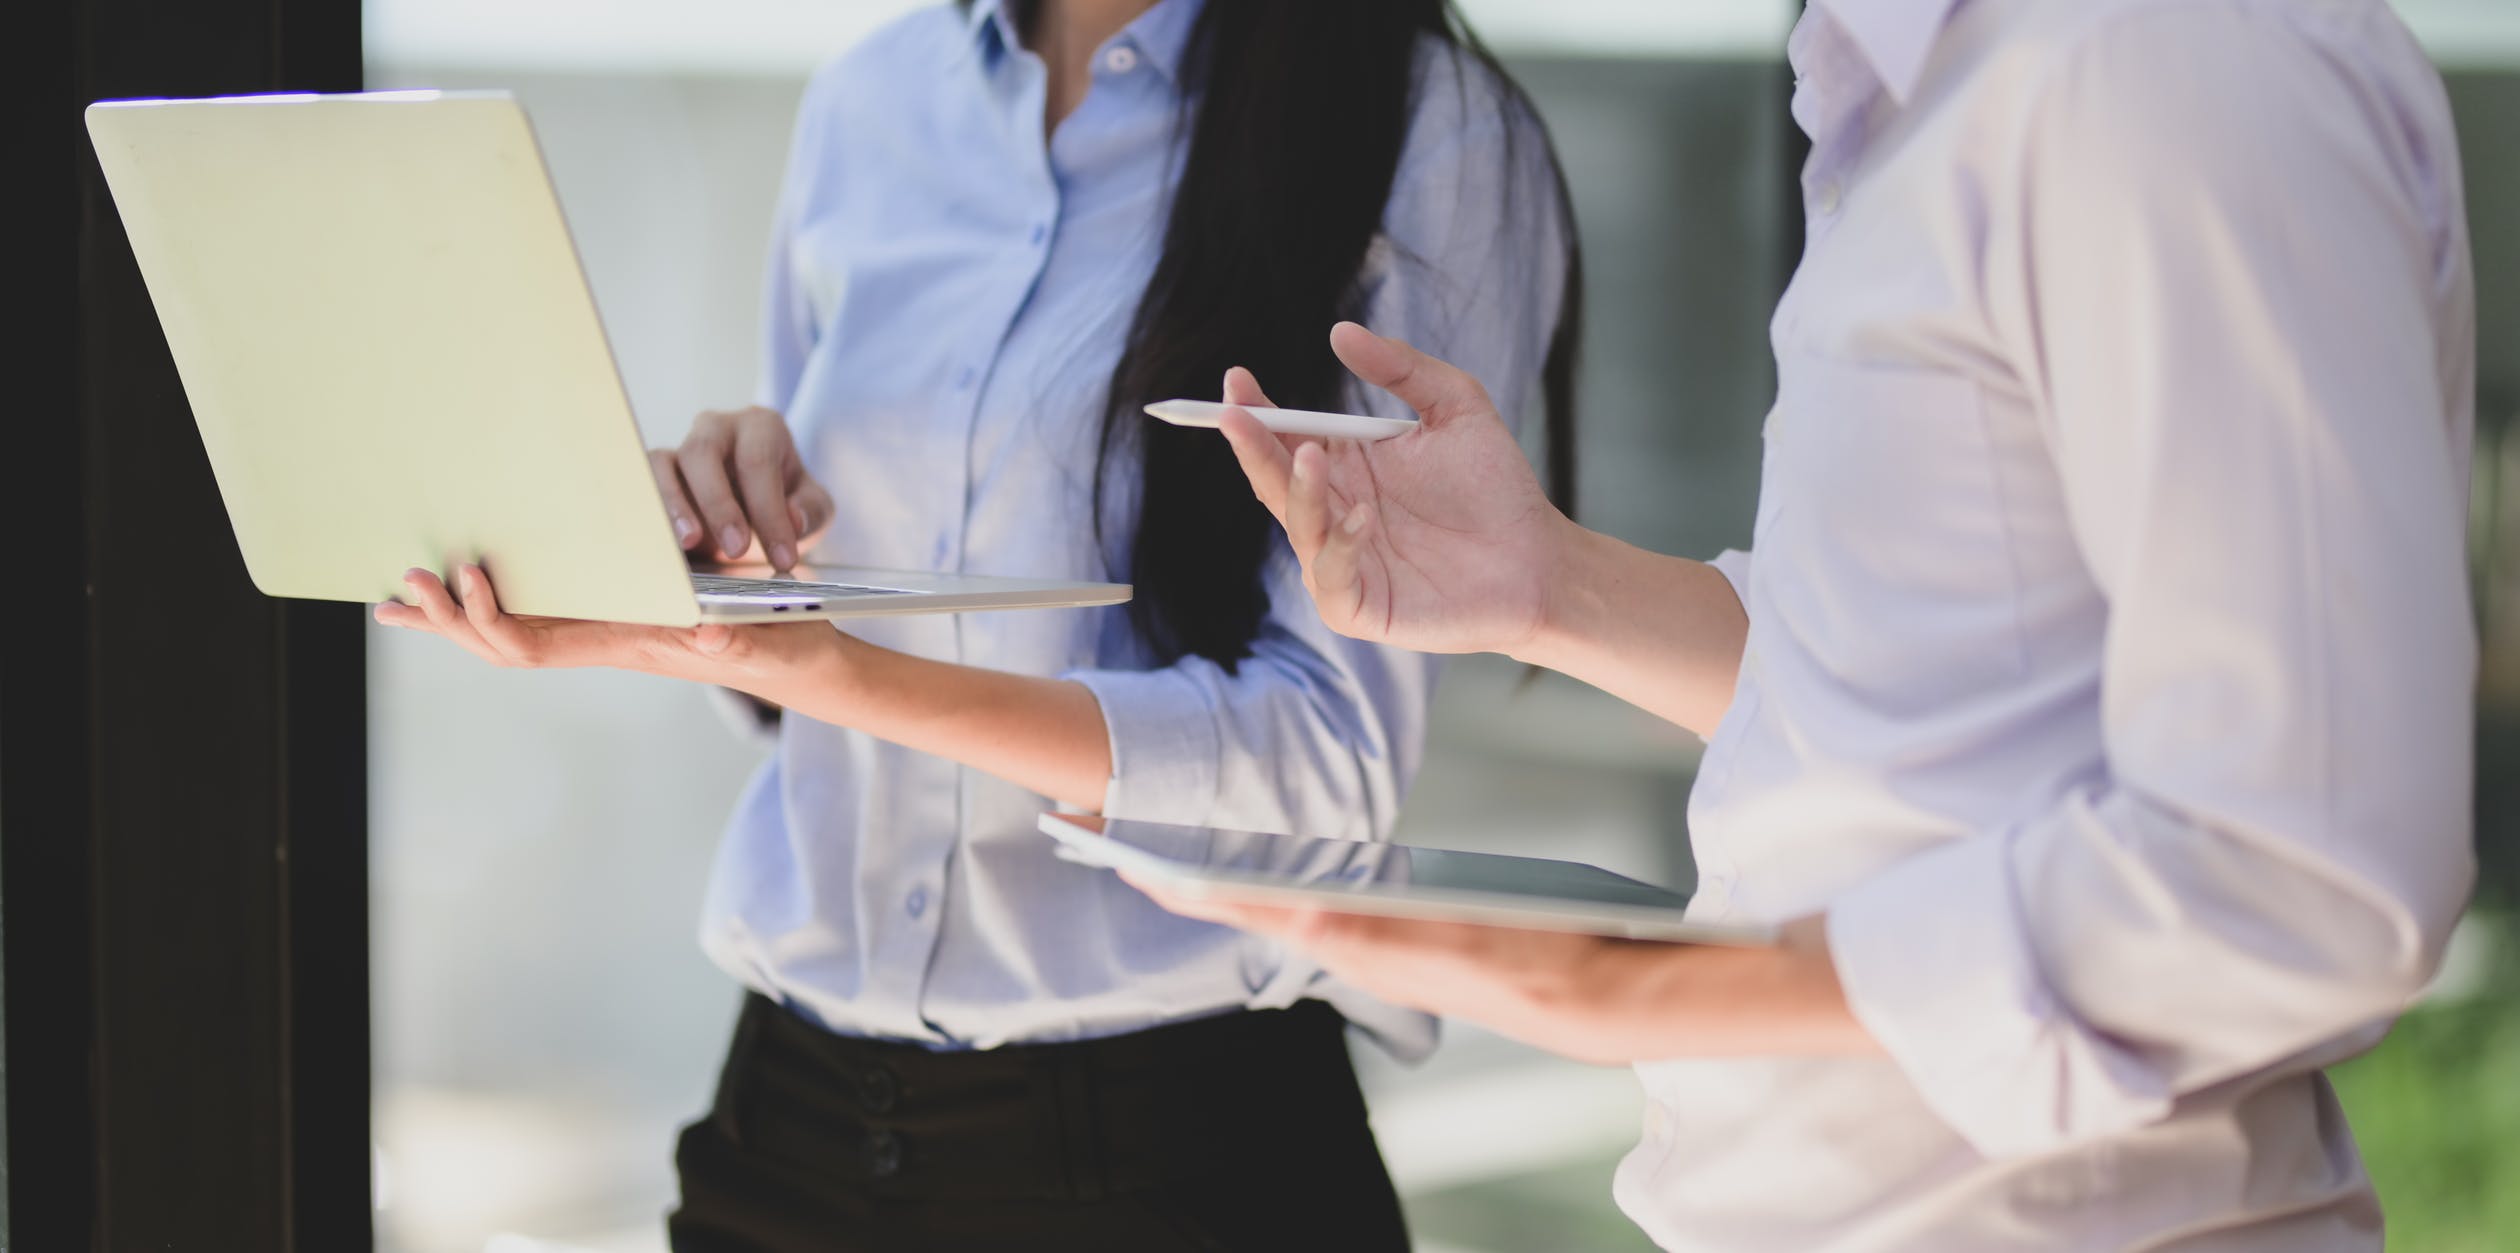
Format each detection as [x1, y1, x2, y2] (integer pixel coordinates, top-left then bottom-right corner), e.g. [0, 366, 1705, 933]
[895, 37, 1077, 1043]
[1775, 33, 1876, 354]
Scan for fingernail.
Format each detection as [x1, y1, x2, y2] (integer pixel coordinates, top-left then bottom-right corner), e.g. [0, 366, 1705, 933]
[770, 543, 794, 568]
[674, 516, 698, 545]
[721, 525, 746, 558]
[1342, 503, 1371, 536]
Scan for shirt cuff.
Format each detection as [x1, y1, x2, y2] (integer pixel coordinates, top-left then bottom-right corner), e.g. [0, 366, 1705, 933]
[1826, 832, 2171, 1159]
[1708, 548, 1754, 608]
[1066, 665, 1222, 825]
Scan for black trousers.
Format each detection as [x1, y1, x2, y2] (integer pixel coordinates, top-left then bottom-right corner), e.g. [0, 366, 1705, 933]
[669, 994, 1414, 1252]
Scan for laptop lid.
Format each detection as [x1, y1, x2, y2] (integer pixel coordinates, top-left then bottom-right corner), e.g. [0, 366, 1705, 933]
[86, 91, 705, 626]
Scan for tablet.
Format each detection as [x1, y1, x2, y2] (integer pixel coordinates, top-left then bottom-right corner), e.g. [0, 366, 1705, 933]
[1039, 815, 1775, 946]
[1144, 399, 1418, 441]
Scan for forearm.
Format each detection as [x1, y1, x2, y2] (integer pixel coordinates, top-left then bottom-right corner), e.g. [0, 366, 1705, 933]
[1512, 521, 1749, 738]
[745, 631, 1113, 811]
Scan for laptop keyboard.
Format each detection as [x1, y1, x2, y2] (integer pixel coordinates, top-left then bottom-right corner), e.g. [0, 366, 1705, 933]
[690, 574, 921, 604]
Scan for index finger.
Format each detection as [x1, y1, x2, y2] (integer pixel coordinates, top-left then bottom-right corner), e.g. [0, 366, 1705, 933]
[1217, 366, 1300, 523]
[1219, 407, 1297, 526]
[649, 450, 704, 551]
[734, 419, 799, 569]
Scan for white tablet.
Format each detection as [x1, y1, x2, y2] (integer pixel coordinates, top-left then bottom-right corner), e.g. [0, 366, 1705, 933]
[1039, 815, 1775, 946]
[1144, 399, 1418, 442]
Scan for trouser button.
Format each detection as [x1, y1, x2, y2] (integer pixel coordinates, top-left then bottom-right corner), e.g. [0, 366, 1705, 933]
[867, 1127, 906, 1178]
[859, 1067, 900, 1114]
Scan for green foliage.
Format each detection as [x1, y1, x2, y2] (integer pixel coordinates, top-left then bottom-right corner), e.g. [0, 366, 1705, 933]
[2334, 922, 2520, 1252]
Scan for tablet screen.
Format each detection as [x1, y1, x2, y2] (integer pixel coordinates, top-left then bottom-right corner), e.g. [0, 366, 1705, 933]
[1061, 818, 1696, 913]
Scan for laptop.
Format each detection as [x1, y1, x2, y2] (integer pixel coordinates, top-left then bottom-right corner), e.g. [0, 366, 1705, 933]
[83, 90, 1130, 626]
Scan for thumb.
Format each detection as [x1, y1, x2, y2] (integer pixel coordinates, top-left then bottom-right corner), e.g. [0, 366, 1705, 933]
[1328, 321, 1493, 429]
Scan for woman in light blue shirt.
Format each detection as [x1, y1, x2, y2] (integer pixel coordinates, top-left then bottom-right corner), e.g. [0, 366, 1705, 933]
[380, 0, 1576, 1246]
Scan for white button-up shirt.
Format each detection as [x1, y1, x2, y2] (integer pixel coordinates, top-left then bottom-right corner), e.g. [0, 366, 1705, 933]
[1622, 0, 2477, 1248]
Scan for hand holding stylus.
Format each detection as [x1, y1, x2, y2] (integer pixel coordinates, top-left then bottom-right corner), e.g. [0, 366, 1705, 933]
[1217, 322, 1571, 658]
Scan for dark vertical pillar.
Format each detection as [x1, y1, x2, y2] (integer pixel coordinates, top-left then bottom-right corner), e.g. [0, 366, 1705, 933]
[3, 1, 369, 1249]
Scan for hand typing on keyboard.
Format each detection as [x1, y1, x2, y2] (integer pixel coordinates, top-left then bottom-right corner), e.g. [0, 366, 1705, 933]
[650, 406, 836, 570]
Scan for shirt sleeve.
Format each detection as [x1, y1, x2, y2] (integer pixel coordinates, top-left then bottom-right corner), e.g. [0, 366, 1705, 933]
[1069, 45, 1573, 839]
[755, 63, 843, 414]
[1707, 549, 1753, 609]
[1824, 7, 2476, 1158]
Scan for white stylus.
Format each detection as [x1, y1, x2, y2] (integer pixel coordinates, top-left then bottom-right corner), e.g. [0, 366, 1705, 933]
[1143, 399, 1418, 441]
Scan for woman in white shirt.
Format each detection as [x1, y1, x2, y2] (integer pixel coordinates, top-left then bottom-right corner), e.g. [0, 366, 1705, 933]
[379, 0, 1579, 1248]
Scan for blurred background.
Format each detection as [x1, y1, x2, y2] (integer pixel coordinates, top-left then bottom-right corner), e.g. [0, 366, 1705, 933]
[361, 2, 2520, 1250]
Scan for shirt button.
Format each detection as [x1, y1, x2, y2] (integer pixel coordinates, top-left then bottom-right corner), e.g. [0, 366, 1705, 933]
[858, 1067, 901, 1115]
[1103, 45, 1139, 74]
[905, 886, 929, 919]
[1813, 179, 1845, 216]
[955, 366, 977, 390]
[930, 536, 951, 565]
[867, 1127, 906, 1177]
[1029, 222, 1048, 246]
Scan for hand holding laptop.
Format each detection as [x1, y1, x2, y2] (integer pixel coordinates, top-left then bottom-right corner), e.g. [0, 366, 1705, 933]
[375, 562, 832, 685]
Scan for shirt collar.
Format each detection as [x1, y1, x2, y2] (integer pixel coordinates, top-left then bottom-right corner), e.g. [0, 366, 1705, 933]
[962, 0, 1020, 70]
[1802, 0, 1965, 104]
[961, 0, 1205, 86]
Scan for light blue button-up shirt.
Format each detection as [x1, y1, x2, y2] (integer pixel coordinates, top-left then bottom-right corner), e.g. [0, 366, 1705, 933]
[700, 0, 1567, 1053]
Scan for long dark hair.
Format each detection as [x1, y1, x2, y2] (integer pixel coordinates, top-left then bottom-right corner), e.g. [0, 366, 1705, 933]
[1060, 0, 1583, 668]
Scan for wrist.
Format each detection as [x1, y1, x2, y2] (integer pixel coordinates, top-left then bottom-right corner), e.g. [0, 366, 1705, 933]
[728, 623, 864, 711]
[1503, 937, 1696, 1066]
[1509, 514, 1609, 670]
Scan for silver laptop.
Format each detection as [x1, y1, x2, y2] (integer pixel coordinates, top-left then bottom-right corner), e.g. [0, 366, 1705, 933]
[83, 90, 1130, 626]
